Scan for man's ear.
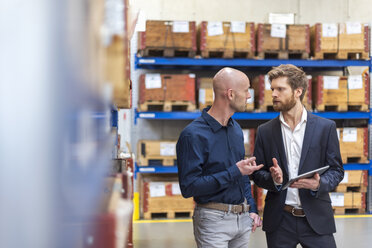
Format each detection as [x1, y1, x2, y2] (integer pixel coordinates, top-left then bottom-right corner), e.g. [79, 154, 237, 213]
[227, 89, 234, 100]
[295, 88, 303, 98]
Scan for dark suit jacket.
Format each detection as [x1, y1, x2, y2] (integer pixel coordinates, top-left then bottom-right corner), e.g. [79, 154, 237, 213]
[252, 111, 344, 235]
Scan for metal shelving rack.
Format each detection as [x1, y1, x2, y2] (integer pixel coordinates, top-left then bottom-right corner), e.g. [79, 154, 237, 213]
[134, 55, 372, 213]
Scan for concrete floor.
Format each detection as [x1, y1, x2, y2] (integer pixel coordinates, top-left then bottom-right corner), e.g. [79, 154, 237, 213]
[133, 216, 372, 248]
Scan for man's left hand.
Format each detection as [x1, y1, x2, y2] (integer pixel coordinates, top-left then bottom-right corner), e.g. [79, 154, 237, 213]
[290, 173, 320, 191]
[249, 212, 262, 233]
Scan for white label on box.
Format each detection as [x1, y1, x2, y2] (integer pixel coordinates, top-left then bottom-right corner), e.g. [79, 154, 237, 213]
[343, 128, 358, 142]
[243, 129, 250, 144]
[307, 75, 312, 80]
[172, 21, 189, 33]
[160, 142, 176, 156]
[231, 21, 246, 33]
[323, 76, 339, 89]
[322, 23, 338, 37]
[199, 89, 206, 104]
[340, 171, 349, 184]
[263, 189, 268, 195]
[348, 75, 363, 90]
[246, 88, 254, 104]
[207, 22, 224, 36]
[268, 13, 295, 25]
[265, 75, 271, 90]
[149, 182, 166, 197]
[171, 183, 181, 195]
[336, 129, 340, 140]
[189, 73, 195, 78]
[330, 193, 344, 207]
[346, 22, 362, 34]
[145, 74, 162, 89]
[271, 24, 286, 38]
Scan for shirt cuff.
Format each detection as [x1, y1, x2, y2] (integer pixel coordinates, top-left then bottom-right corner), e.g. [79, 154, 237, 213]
[228, 164, 243, 180]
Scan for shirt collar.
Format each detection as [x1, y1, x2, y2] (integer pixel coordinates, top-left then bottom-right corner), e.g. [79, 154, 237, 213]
[279, 106, 307, 128]
[202, 107, 234, 132]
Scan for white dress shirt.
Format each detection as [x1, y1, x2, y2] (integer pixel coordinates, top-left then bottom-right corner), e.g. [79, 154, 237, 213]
[279, 107, 307, 207]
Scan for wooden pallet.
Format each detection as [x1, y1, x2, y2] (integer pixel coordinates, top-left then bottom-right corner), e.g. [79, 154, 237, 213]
[313, 51, 338, 60]
[335, 184, 367, 193]
[336, 50, 369, 60]
[348, 74, 370, 111]
[138, 47, 196, 58]
[341, 155, 369, 164]
[339, 128, 368, 164]
[313, 76, 348, 112]
[310, 23, 338, 60]
[143, 210, 193, 220]
[315, 104, 348, 112]
[347, 104, 369, 112]
[333, 207, 365, 215]
[201, 49, 254, 59]
[139, 100, 196, 112]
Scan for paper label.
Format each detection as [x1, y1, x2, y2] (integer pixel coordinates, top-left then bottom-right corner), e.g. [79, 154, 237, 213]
[231, 21, 246, 33]
[243, 130, 250, 144]
[322, 23, 338, 37]
[160, 142, 176, 156]
[246, 88, 254, 104]
[268, 13, 294, 25]
[145, 74, 162, 89]
[207, 22, 224, 36]
[340, 171, 349, 184]
[346, 22, 362, 34]
[323, 76, 339, 89]
[343, 128, 357, 142]
[348, 75, 363, 90]
[330, 193, 344, 207]
[199, 89, 206, 104]
[271, 24, 286, 38]
[265, 75, 271, 90]
[171, 183, 181, 195]
[189, 73, 195, 78]
[149, 182, 166, 197]
[263, 189, 268, 195]
[172, 21, 189, 33]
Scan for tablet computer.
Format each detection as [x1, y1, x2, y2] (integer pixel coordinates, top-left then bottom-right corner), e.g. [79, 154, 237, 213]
[282, 165, 330, 190]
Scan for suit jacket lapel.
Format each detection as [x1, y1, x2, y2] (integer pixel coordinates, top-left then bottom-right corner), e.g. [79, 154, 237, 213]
[299, 111, 317, 171]
[272, 117, 288, 175]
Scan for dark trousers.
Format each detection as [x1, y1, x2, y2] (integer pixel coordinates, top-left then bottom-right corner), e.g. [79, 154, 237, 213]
[266, 211, 337, 248]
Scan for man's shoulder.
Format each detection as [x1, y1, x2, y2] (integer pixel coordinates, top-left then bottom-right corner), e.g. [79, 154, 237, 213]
[179, 116, 208, 138]
[257, 117, 279, 131]
[308, 112, 335, 126]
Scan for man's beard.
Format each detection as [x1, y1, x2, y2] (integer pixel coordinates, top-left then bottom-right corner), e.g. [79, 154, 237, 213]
[273, 94, 297, 112]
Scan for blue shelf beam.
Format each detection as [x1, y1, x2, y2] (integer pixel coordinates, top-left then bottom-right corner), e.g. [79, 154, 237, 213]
[135, 109, 370, 122]
[135, 56, 371, 70]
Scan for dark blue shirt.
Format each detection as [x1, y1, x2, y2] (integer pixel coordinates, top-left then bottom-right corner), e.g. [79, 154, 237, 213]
[176, 108, 257, 213]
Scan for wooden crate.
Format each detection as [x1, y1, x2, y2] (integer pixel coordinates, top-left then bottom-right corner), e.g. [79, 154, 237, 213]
[138, 20, 197, 57]
[140, 176, 194, 219]
[338, 127, 368, 164]
[198, 77, 214, 110]
[335, 170, 368, 192]
[303, 75, 313, 111]
[330, 192, 366, 214]
[252, 75, 273, 112]
[347, 74, 370, 111]
[287, 24, 310, 59]
[337, 23, 369, 59]
[256, 24, 287, 59]
[105, 36, 132, 108]
[310, 23, 338, 59]
[199, 21, 255, 58]
[137, 140, 177, 166]
[138, 74, 196, 111]
[242, 128, 255, 157]
[253, 185, 267, 214]
[313, 75, 348, 111]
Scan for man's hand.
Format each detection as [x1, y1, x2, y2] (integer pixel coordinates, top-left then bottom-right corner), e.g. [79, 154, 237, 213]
[290, 173, 320, 191]
[249, 212, 262, 233]
[270, 158, 283, 184]
[236, 157, 264, 176]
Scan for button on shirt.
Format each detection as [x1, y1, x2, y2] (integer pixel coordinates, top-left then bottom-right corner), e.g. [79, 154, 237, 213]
[279, 108, 307, 207]
[176, 108, 257, 212]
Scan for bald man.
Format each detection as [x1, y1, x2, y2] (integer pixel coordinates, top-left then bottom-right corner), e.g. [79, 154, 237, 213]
[177, 68, 263, 248]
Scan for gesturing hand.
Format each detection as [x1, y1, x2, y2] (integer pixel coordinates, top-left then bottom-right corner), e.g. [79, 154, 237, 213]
[236, 157, 264, 176]
[270, 158, 283, 184]
[290, 173, 320, 191]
